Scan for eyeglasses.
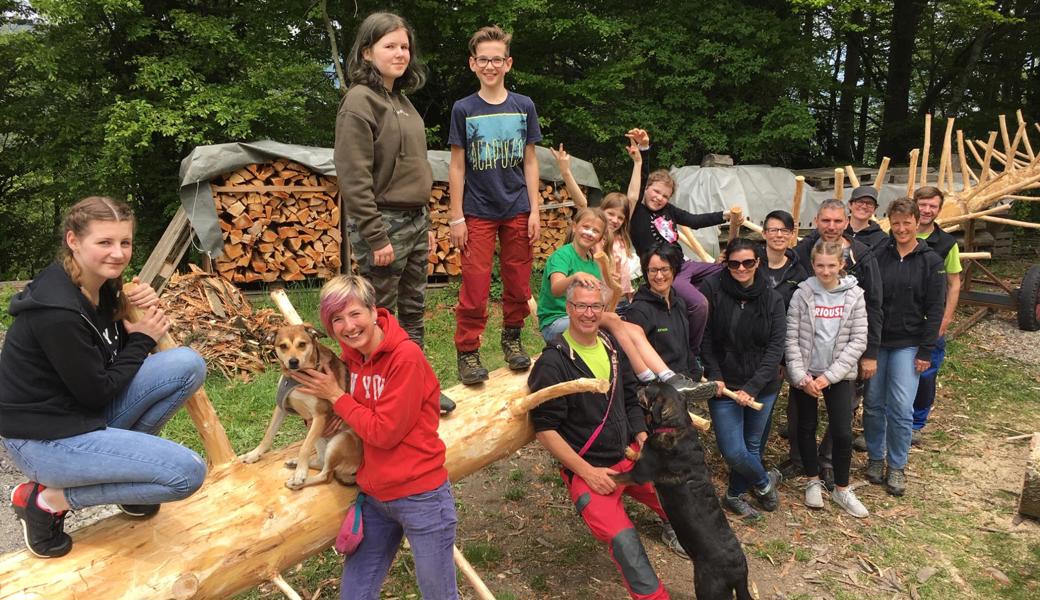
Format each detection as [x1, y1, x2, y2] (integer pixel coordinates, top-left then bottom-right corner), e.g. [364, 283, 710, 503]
[647, 266, 673, 275]
[725, 258, 758, 271]
[474, 56, 507, 68]
[568, 301, 606, 314]
[763, 227, 793, 235]
[850, 198, 877, 207]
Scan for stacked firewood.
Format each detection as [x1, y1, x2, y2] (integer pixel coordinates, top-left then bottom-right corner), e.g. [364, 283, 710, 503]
[426, 181, 582, 275]
[160, 265, 283, 381]
[212, 160, 342, 283]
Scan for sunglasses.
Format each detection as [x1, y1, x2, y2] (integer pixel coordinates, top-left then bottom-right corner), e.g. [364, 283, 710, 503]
[725, 258, 758, 271]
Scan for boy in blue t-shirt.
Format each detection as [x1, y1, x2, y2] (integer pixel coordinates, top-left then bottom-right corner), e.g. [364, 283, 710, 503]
[448, 25, 542, 385]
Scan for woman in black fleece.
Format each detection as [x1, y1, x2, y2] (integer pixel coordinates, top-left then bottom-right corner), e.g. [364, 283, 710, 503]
[699, 238, 787, 520]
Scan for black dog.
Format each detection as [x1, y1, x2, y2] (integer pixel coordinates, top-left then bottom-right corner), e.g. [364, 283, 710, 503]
[612, 381, 752, 600]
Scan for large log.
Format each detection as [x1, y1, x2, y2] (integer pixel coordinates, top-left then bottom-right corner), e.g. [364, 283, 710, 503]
[1019, 433, 1040, 520]
[0, 296, 606, 599]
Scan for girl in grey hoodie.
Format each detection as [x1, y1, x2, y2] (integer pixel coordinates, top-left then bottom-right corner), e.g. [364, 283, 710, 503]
[786, 240, 869, 517]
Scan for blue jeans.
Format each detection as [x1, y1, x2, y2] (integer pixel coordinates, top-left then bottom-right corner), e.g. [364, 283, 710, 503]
[541, 315, 570, 343]
[2, 347, 208, 509]
[863, 346, 919, 469]
[709, 390, 779, 496]
[912, 336, 946, 430]
[341, 480, 459, 600]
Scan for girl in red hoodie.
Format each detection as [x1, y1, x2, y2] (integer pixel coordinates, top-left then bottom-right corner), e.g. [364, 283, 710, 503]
[291, 275, 457, 600]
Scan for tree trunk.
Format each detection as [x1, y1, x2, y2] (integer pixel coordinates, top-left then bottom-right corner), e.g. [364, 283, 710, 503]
[876, 0, 927, 161]
[836, 10, 864, 162]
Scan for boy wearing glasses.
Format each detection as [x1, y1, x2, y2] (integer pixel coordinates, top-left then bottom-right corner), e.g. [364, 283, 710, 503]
[448, 25, 542, 386]
[529, 279, 680, 599]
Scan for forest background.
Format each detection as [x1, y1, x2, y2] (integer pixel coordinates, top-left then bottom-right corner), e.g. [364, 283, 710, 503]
[0, 0, 1037, 279]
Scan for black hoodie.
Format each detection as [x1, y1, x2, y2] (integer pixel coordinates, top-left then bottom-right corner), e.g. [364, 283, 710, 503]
[0, 263, 155, 440]
[795, 230, 882, 359]
[873, 238, 947, 361]
[846, 221, 888, 249]
[623, 285, 695, 375]
[758, 246, 809, 309]
[528, 332, 645, 468]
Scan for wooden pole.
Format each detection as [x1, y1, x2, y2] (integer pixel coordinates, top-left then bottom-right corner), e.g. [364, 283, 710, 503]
[906, 149, 920, 196]
[741, 218, 764, 234]
[720, 387, 764, 411]
[454, 546, 497, 600]
[936, 203, 1011, 227]
[790, 176, 805, 247]
[980, 132, 998, 183]
[123, 282, 235, 467]
[999, 114, 1012, 161]
[920, 113, 932, 187]
[874, 157, 890, 190]
[727, 206, 744, 245]
[978, 215, 1040, 229]
[1018, 110, 1035, 160]
[594, 251, 623, 313]
[678, 225, 714, 262]
[957, 130, 973, 192]
[938, 117, 955, 192]
[833, 168, 845, 200]
[844, 165, 860, 188]
[959, 252, 992, 260]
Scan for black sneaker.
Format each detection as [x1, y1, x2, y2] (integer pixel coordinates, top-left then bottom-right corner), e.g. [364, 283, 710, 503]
[662, 374, 717, 404]
[439, 392, 457, 415]
[722, 494, 762, 521]
[117, 503, 161, 518]
[10, 482, 72, 558]
[852, 434, 868, 452]
[457, 350, 489, 385]
[885, 467, 907, 496]
[500, 327, 531, 371]
[777, 458, 804, 480]
[864, 459, 885, 484]
[751, 468, 782, 512]
[820, 465, 835, 492]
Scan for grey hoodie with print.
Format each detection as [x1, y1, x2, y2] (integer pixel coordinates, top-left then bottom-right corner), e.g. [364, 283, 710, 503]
[785, 275, 868, 386]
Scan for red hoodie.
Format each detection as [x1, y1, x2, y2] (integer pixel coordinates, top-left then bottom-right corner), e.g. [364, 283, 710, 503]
[332, 309, 448, 502]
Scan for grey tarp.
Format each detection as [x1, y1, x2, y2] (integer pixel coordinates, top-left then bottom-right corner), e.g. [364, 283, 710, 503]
[178, 140, 601, 257]
[669, 164, 909, 259]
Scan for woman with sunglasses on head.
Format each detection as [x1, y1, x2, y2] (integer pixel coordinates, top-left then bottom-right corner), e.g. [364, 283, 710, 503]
[698, 238, 787, 520]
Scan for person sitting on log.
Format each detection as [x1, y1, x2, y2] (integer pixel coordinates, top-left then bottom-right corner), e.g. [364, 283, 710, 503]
[535, 207, 705, 397]
[529, 277, 685, 600]
[287, 274, 458, 600]
[0, 196, 208, 559]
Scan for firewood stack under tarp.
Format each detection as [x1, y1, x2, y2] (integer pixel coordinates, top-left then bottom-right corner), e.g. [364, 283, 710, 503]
[426, 181, 582, 277]
[212, 160, 342, 283]
[159, 265, 282, 381]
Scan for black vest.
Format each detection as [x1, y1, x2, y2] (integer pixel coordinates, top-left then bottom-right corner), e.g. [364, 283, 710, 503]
[922, 226, 956, 260]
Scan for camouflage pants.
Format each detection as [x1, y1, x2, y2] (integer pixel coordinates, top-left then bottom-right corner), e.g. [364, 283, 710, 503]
[348, 206, 429, 347]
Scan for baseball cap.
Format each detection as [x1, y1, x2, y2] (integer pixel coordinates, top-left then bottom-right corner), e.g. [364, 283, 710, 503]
[850, 185, 878, 204]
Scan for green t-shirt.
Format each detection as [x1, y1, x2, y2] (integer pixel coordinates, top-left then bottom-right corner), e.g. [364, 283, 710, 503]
[917, 230, 963, 274]
[537, 243, 602, 329]
[563, 330, 610, 381]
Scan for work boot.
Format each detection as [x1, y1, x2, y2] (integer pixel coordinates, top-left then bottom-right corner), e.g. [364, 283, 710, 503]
[852, 434, 868, 452]
[662, 373, 717, 404]
[500, 327, 531, 371]
[777, 458, 804, 480]
[910, 429, 923, 447]
[457, 350, 489, 385]
[722, 494, 762, 521]
[439, 392, 457, 415]
[751, 468, 782, 512]
[885, 467, 907, 496]
[864, 459, 885, 484]
[10, 482, 72, 558]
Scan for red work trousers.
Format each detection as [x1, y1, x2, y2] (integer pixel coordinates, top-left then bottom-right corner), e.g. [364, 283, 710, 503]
[561, 443, 671, 600]
[454, 213, 532, 351]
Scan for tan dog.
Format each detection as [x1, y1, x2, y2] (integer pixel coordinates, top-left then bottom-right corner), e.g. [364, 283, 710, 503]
[242, 324, 363, 490]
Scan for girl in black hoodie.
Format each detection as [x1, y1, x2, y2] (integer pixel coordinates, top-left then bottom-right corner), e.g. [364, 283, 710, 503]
[699, 238, 787, 520]
[0, 197, 207, 558]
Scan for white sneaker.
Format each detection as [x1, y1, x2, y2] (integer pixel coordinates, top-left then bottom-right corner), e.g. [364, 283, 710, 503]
[804, 479, 825, 509]
[831, 487, 869, 518]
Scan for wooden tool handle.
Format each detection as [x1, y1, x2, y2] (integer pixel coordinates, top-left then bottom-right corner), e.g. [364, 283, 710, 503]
[720, 387, 764, 411]
[727, 206, 744, 245]
[454, 546, 497, 600]
[790, 176, 804, 248]
[594, 250, 623, 313]
[678, 225, 714, 262]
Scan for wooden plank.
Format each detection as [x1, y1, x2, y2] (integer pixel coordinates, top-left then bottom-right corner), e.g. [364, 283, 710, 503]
[138, 207, 194, 295]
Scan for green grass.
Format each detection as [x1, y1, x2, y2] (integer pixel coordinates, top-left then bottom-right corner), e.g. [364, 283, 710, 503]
[462, 541, 504, 569]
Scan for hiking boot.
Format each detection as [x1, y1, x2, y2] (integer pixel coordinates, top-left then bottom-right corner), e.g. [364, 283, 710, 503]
[777, 458, 804, 480]
[662, 373, 717, 404]
[751, 468, 782, 512]
[864, 459, 885, 484]
[852, 434, 867, 452]
[831, 488, 869, 518]
[10, 482, 72, 558]
[885, 467, 907, 496]
[804, 479, 825, 509]
[722, 494, 762, 521]
[457, 350, 489, 385]
[439, 392, 457, 415]
[500, 327, 531, 371]
[821, 465, 835, 492]
[910, 429, 923, 447]
[117, 503, 160, 518]
[660, 523, 689, 560]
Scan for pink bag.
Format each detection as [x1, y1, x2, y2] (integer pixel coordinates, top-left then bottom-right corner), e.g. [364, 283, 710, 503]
[335, 493, 366, 555]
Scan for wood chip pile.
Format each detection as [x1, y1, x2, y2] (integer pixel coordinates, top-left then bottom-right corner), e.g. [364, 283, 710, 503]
[159, 265, 282, 381]
[213, 160, 342, 283]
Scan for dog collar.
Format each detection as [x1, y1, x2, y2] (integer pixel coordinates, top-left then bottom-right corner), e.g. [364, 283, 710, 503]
[652, 426, 678, 434]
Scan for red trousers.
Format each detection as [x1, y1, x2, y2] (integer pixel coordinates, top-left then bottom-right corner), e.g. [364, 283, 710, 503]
[454, 213, 533, 351]
[562, 443, 671, 600]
